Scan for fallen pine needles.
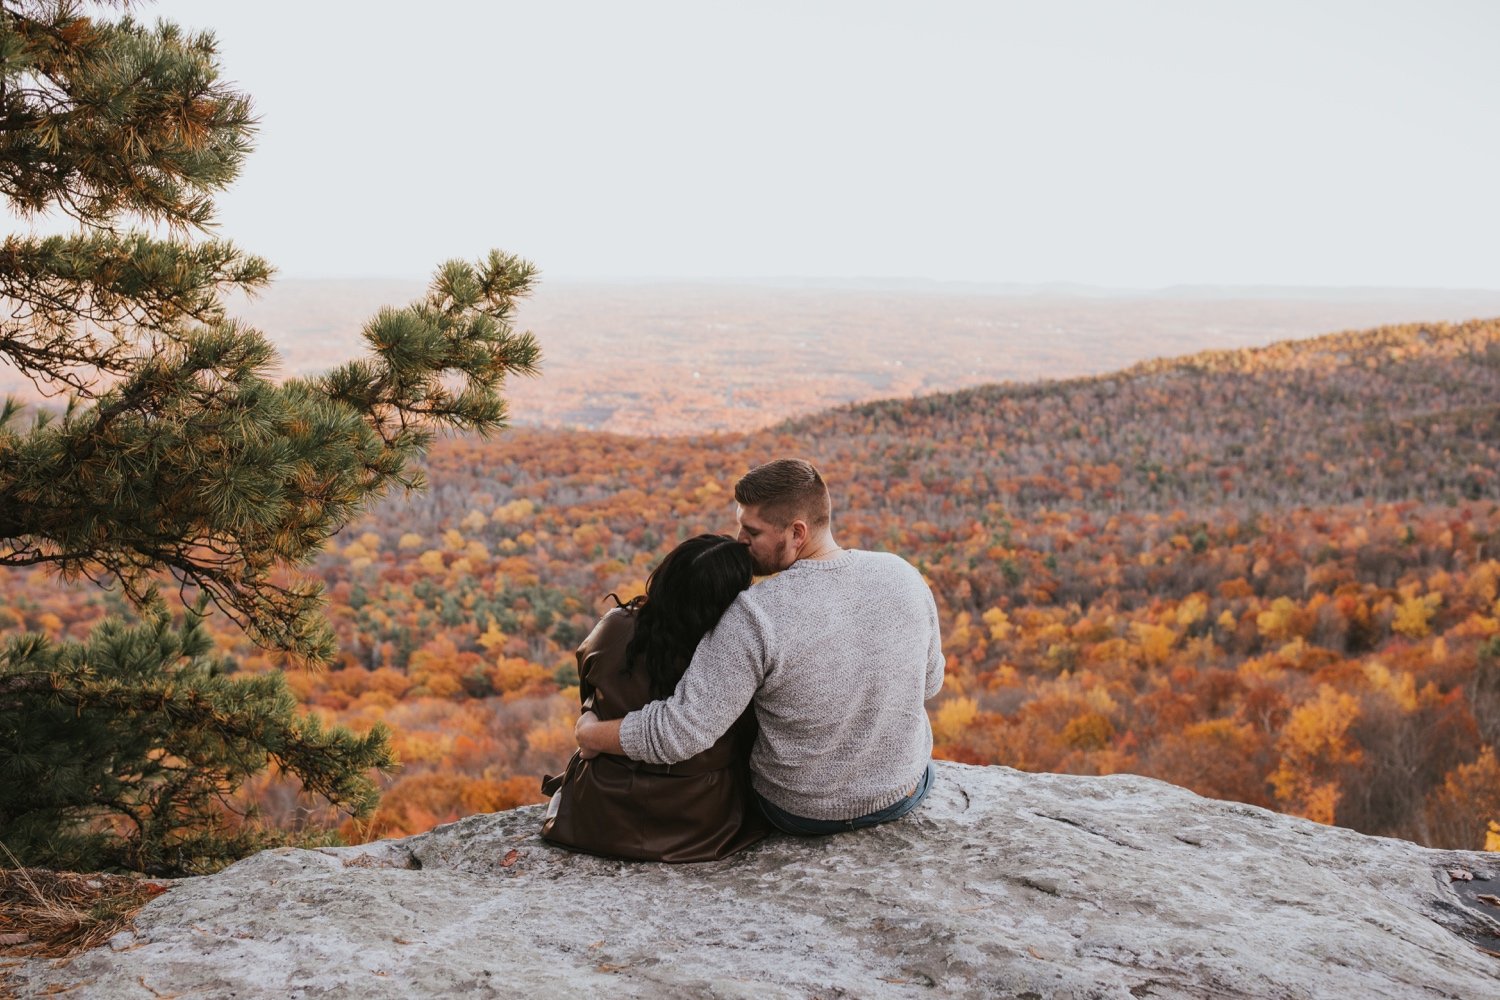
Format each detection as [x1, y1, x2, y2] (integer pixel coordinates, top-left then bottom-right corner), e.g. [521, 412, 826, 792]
[0, 864, 169, 961]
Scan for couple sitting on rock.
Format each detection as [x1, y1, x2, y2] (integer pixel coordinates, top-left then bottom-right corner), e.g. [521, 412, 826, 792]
[541, 458, 945, 861]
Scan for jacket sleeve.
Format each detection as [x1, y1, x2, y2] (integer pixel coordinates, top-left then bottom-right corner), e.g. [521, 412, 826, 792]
[575, 624, 600, 712]
[619, 600, 765, 765]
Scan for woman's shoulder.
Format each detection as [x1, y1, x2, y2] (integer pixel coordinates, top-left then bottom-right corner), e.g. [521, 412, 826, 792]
[600, 603, 640, 625]
[579, 603, 652, 716]
[580, 602, 639, 650]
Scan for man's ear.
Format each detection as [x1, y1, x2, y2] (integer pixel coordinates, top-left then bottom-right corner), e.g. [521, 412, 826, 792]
[789, 519, 809, 547]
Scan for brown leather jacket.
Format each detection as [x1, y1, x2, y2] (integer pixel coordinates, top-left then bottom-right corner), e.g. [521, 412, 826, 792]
[540, 606, 769, 862]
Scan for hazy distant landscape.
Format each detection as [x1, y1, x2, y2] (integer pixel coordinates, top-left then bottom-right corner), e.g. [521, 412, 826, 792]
[204, 281, 1500, 434]
[12, 278, 1497, 435]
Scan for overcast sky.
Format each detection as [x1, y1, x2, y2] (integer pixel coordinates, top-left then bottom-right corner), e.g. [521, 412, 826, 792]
[143, 0, 1500, 289]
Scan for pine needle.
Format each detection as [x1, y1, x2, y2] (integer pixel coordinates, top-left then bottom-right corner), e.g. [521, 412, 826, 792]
[0, 845, 169, 961]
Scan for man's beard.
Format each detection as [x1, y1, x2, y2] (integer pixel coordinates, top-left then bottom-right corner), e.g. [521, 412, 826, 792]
[752, 538, 789, 576]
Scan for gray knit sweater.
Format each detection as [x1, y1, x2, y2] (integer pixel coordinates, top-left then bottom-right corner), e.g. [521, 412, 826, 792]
[618, 549, 945, 820]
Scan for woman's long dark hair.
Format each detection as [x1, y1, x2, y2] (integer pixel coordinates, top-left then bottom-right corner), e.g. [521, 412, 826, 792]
[620, 534, 752, 699]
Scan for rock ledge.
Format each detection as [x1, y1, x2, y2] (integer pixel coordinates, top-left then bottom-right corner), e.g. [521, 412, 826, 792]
[8, 762, 1500, 999]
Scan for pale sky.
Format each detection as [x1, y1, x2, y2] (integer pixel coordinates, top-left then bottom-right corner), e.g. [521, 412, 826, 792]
[142, 0, 1500, 288]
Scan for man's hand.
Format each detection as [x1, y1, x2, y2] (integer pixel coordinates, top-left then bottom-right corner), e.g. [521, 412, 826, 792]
[575, 710, 625, 759]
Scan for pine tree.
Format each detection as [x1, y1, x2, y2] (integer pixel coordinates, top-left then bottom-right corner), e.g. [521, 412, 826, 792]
[0, 1, 540, 873]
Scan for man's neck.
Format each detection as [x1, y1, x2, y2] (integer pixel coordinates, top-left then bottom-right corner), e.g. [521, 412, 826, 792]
[796, 533, 843, 562]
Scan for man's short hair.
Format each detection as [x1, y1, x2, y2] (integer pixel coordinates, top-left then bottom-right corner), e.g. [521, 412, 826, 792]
[734, 459, 831, 530]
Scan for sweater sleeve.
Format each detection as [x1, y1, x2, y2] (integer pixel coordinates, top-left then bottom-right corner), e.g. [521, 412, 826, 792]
[618, 601, 766, 765]
[922, 580, 946, 700]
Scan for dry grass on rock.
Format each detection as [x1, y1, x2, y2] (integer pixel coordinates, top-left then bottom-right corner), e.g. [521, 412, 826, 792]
[0, 866, 168, 961]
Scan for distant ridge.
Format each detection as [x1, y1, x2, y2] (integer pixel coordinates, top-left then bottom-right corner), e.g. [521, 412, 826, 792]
[391, 314, 1500, 535]
[771, 317, 1500, 518]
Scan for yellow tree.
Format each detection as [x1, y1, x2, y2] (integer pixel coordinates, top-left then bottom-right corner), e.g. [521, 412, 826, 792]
[1269, 686, 1363, 824]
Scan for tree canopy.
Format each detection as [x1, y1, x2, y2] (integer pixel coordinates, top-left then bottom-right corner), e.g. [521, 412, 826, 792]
[0, 0, 539, 873]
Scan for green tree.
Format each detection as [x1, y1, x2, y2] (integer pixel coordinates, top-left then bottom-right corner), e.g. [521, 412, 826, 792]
[0, 1, 540, 873]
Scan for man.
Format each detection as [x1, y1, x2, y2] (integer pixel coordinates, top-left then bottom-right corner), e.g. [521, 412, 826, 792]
[575, 458, 945, 835]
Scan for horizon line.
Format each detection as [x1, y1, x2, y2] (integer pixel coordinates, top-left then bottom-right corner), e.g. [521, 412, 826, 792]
[255, 275, 1500, 297]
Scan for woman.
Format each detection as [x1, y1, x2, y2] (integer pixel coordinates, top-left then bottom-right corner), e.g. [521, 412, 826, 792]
[540, 534, 769, 862]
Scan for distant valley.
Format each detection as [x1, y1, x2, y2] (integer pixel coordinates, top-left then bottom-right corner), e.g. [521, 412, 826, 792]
[149, 280, 1500, 434]
[10, 277, 1499, 436]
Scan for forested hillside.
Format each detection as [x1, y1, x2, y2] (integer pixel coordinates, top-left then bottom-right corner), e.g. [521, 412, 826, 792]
[6, 318, 1499, 851]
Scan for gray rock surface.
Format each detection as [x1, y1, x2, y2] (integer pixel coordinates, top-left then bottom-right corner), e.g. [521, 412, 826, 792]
[7, 762, 1500, 999]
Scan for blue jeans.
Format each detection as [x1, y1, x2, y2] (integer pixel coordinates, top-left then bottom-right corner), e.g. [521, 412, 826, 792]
[755, 761, 935, 836]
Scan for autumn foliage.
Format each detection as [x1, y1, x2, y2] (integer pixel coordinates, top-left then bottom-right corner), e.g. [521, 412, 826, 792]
[5, 317, 1500, 849]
